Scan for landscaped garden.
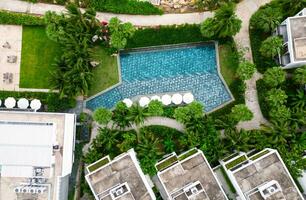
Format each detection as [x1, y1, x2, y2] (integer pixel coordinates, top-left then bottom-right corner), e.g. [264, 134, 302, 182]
[20, 26, 62, 89]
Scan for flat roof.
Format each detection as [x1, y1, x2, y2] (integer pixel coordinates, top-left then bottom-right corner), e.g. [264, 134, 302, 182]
[230, 150, 303, 200]
[86, 149, 155, 200]
[289, 16, 306, 61]
[157, 149, 227, 200]
[0, 111, 75, 200]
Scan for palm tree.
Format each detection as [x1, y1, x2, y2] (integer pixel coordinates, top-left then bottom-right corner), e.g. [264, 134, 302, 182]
[163, 136, 175, 153]
[128, 104, 150, 141]
[93, 128, 119, 152]
[262, 120, 293, 146]
[112, 102, 132, 130]
[293, 67, 306, 85]
[136, 130, 163, 159]
[279, 0, 306, 16]
[250, 7, 282, 33]
[213, 3, 242, 38]
[290, 89, 306, 110]
[117, 131, 137, 152]
[224, 129, 252, 152]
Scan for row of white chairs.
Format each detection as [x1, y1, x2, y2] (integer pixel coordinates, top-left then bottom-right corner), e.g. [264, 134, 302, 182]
[14, 186, 46, 194]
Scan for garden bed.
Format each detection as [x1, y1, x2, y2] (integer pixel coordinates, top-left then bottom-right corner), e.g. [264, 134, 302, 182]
[87, 157, 110, 172]
[156, 155, 178, 171]
[225, 155, 247, 169]
[249, 149, 270, 161]
[178, 148, 198, 161]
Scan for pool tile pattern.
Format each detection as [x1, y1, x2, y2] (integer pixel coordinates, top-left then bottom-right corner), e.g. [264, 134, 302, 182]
[86, 43, 232, 112]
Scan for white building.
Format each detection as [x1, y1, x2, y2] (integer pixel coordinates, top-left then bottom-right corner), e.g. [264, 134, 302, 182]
[85, 149, 156, 200]
[220, 148, 304, 200]
[276, 8, 306, 69]
[0, 111, 76, 200]
[155, 148, 228, 200]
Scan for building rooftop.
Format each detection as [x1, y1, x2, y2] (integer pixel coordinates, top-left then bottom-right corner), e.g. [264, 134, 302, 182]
[156, 149, 227, 200]
[0, 111, 76, 200]
[221, 149, 304, 200]
[85, 149, 156, 200]
[289, 16, 306, 61]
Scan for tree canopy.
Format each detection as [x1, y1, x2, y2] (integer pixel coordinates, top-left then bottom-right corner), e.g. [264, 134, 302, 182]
[263, 67, 286, 87]
[260, 36, 283, 58]
[236, 61, 256, 80]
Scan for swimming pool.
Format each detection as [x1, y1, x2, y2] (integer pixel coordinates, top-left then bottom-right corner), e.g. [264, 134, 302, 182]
[86, 43, 233, 112]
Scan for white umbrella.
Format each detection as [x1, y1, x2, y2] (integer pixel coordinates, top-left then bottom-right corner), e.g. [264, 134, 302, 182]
[150, 95, 161, 102]
[4, 97, 16, 108]
[161, 94, 172, 106]
[0, 99, 2, 107]
[123, 98, 133, 108]
[172, 93, 183, 105]
[30, 99, 41, 111]
[17, 98, 29, 109]
[183, 93, 194, 104]
[139, 97, 150, 107]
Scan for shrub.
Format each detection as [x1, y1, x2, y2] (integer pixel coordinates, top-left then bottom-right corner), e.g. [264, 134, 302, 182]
[269, 105, 291, 122]
[0, 11, 45, 25]
[260, 36, 283, 58]
[236, 61, 256, 80]
[86, 0, 163, 15]
[127, 24, 205, 48]
[263, 67, 286, 87]
[148, 100, 164, 116]
[266, 88, 288, 107]
[93, 107, 112, 125]
[174, 102, 204, 124]
[230, 104, 253, 122]
[293, 66, 306, 85]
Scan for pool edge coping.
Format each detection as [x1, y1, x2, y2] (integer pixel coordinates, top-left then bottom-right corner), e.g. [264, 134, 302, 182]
[84, 41, 235, 113]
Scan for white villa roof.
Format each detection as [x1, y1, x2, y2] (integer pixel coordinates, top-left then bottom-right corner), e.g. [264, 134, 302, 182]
[0, 121, 55, 167]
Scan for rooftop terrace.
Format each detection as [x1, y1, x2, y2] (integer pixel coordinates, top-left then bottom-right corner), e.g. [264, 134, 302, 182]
[85, 149, 155, 200]
[156, 149, 227, 200]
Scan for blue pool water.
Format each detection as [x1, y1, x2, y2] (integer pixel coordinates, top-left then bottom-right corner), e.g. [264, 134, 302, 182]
[86, 43, 232, 112]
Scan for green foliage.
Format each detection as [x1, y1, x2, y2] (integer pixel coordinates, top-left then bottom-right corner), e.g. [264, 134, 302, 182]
[112, 102, 132, 129]
[263, 67, 286, 87]
[266, 88, 288, 107]
[0, 91, 75, 112]
[290, 89, 306, 110]
[293, 66, 306, 85]
[236, 61, 256, 80]
[197, 0, 240, 11]
[117, 131, 137, 152]
[200, 3, 242, 38]
[45, 4, 100, 97]
[148, 100, 164, 116]
[128, 104, 150, 126]
[269, 105, 291, 122]
[0, 11, 44, 25]
[260, 36, 283, 58]
[84, 0, 163, 15]
[127, 24, 205, 48]
[93, 107, 112, 125]
[174, 102, 204, 124]
[250, 7, 282, 33]
[230, 104, 253, 122]
[108, 17, 136, 50]
[278, 0, 306, 17]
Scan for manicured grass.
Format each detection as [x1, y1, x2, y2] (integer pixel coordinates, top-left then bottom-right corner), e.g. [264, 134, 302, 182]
[20, 26, 61, 89]
[156, 155, 178, 171]
[88, 46, 119, 97]
[178, 149, 198, 161]
[250, 150, 269, 161]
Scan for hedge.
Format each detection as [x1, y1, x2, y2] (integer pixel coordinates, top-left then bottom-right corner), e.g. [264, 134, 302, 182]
[0, 91, 76, 112]
[0, 11, 45, 25]
[86, 0, 163, 15]
[126, 24, 207, 48]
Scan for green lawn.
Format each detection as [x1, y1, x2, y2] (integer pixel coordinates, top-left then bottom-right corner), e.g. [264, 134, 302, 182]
[88, 47, 119, 96]
[20, 26, 61, 89]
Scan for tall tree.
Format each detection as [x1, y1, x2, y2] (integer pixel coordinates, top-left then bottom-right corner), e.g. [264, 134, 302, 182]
[250, 7, 282, 33]
[262, 67, 286, 87]
[260, 36, 283, 58]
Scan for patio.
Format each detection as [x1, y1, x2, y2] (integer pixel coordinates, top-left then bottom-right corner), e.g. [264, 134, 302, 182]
[0, 25, 22, 91]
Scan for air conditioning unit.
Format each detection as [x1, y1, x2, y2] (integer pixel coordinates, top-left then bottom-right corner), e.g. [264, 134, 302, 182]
[116, 188, 124, 196]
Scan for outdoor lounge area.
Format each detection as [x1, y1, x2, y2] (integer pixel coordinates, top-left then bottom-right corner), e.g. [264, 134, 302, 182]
[154, 148, 227, 200]
[85, 149, 156, 200]
[0, 111, 76, 200]
[220, 149, 304, 200]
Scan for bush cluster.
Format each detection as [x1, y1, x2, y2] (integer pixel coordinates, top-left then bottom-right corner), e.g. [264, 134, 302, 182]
[81, 0, 162, 15]
[0, 91, 76, 112]
[0, 11, 45, 25]
[127, 24, 206, 48]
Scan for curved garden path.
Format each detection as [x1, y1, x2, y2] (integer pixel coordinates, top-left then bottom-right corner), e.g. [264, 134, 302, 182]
[234, 0, 271, 130]
[83, 116, 185, 152]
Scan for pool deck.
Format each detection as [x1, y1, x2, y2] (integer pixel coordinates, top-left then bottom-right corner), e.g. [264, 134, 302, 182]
[85, 42, 234, 113]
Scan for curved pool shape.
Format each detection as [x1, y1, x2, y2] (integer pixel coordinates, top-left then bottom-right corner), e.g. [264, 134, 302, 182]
[86, 43, 233, 112]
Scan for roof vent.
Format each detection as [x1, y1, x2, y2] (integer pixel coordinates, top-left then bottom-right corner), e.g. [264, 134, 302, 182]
[110, 183, 130, 199]
[259, 180, 282, 199]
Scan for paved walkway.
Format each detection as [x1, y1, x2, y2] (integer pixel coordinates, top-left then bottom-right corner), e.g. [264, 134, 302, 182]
[0, 0, 213, 26]
[234, 0, 271, 130]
